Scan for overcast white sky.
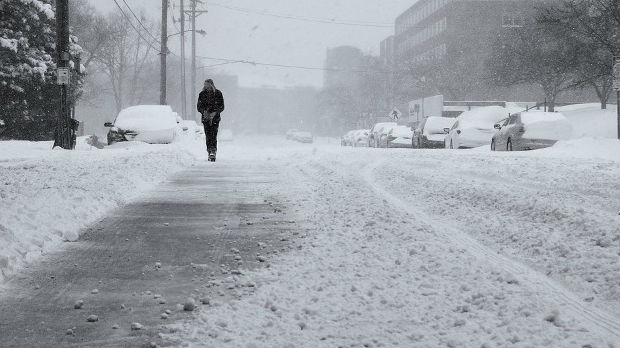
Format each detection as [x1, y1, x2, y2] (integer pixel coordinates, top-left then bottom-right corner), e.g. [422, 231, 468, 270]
[89, 0, 413, 88]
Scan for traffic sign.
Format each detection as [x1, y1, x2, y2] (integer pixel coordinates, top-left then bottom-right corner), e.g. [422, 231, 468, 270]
[57, 67, 69, 85]
[389, 107, 402, 121]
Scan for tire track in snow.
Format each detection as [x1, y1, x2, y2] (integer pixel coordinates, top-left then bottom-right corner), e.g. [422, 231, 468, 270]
[362, 159, 620, 342]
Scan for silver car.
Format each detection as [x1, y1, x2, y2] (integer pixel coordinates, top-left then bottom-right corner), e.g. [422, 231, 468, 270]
[491, 112, 572, 151]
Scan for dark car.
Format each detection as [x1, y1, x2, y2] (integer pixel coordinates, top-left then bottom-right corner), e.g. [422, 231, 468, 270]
[412, 116, 456, 148]
[491, 111, 573, 151]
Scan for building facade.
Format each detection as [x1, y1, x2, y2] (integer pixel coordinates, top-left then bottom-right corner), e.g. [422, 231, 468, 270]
[393, 0, 538, 100]
[394, 0, 533, 62]
[323, 46, 364, 89]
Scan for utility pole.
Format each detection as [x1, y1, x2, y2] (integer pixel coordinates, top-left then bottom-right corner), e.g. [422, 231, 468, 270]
[189, 0, 208, 123]
[191, 0, 197, 122]
[54, 0, 74, 149]
[160, 0, 168, 105]
[180, 0, 187, 119]
[613, 56, 620, 139]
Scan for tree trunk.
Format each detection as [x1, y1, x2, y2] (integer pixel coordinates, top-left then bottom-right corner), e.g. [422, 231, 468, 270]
[591, 82, 611, 110]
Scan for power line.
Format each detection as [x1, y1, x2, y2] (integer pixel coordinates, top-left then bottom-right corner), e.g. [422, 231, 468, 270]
[209, 2, 393, 28]
[121, 0, 161, 44]
[196, 55, 391, 73]
[111, 0, 160, 52]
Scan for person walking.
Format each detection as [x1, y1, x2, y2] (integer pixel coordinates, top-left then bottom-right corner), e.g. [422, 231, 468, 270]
[196, 79, 225, 161]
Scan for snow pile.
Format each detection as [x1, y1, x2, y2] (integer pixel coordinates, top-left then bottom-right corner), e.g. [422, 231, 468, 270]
[520, 111, 574, 140]
[536, 138, 620, 161]
[556, 104, 617, 139]
[0, 136, 204, 282]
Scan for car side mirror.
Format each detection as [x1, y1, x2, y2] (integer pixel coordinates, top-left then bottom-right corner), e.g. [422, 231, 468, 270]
[104, 122, 113, 127]
[443, 128, 450, 134]
[494, 123, 501, 129]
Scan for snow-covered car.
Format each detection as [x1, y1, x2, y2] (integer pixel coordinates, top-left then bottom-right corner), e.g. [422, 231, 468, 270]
[219, 129, 233, 142]
[177, 120, 203, 138]
[105, 105, 177, 145]
[341, 130, 356, 146]
[383, 125, 413, 148]
[413, 116, 456, 148]
[285, 129, 299, 140]
[352, 129, 369, 147]
[368, 122, 397, 148]
[444, 106, 517, 149]
[491, 111, 573, 151]
[377, 124, 398, 148]
[291, 131, 313, 143]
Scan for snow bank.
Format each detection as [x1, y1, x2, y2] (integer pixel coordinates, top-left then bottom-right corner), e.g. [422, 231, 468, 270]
[556, 104, 617, 139]
[536, 138, 620, 161]
[521, 111, 574, 140]
[0, 136, 204, 282]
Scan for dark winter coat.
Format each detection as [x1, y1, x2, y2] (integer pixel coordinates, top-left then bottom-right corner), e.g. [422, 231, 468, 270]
[196, 89, 225, 124]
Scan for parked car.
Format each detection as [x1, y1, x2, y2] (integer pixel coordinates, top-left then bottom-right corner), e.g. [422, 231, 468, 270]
[368, 122, 397, 148]
[177, 120, 204, 138]
[377, 124, 398, 148]
[491, 111, 573, 151]
[383, 125, 413, 148]
[352, 129, 369, 147]
[444, 106, 517, 149]
[341, 130, 356, 146]
[105, 105, 177, 145]
[290, 131, 313, 143]
[413, 116, 456, 148]
[285, 129, 299, 140]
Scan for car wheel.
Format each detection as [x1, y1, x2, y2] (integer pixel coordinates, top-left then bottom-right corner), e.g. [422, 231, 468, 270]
[507, 138, 513, 151]
[491, 140, 496, 151]
[450, 140, 454, 149]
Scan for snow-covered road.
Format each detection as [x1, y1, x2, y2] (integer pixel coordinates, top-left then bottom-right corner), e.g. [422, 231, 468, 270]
[175, 138, 620, 348]
[1, 135, 618, 347]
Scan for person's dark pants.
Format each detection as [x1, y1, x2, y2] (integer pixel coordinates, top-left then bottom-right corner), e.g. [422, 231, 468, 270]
[203, 121, 219, 153]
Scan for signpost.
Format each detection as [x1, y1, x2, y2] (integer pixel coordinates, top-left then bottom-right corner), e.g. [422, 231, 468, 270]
[389, 107, 402, 121]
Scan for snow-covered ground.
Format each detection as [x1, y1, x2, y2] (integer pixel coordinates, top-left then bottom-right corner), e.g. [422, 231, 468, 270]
[1, 104, 618, 347]
[169, 135, 619, 347]
[0, 135, 208, 282]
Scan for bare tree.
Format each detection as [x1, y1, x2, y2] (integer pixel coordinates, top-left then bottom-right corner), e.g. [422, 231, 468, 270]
[538, 0, 619, 109]
[95, 12, 158, 112]
[486, 23, 583, 112]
